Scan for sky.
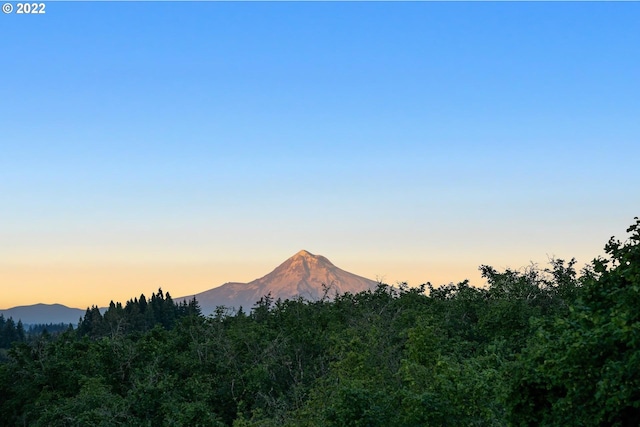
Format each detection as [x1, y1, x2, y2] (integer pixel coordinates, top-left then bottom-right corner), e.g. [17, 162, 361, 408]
[1, 1, 639, 309]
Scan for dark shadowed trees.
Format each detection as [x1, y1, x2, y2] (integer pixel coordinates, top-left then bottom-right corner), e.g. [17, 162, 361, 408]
[1, 219, 639, 426]
[508, 218, 640, 426]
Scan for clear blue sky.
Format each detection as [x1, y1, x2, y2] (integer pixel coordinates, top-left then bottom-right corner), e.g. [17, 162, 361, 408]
[1, 2, 639, 308]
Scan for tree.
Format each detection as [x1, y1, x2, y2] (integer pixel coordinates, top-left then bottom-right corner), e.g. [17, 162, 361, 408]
[77, 306, 106, 338]
[509, 218, 640, 426]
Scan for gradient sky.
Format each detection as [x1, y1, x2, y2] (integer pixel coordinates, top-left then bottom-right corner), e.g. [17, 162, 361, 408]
[1, 2, 639, 309]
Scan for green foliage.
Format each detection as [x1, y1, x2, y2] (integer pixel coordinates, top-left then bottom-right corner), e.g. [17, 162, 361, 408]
[27, 322, 75, 336]
[76, 288, 200, 339]
[35, 377, 129, 426]
[1, 219, 638, 426]
[0, 315, 26, 349]
[508, 218, 640, 426]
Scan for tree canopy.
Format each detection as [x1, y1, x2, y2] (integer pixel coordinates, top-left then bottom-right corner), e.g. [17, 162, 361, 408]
[1, 218, 638, 426]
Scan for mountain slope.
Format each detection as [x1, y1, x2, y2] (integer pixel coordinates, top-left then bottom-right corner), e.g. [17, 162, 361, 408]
[0, 303, 85, 326]
[178, 250, 378, 315]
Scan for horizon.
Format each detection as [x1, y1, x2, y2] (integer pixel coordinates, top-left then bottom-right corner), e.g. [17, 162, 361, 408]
[2, 2, 639, 309]
[1, 248, 483, 310]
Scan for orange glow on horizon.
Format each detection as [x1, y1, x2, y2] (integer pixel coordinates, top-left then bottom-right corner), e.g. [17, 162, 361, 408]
[1, 259, 488, 309]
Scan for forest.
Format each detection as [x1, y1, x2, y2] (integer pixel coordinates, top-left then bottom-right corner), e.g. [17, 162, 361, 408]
[0, 218, 638, 426]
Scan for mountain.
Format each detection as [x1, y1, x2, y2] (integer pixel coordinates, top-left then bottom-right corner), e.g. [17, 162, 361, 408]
[177, 250, 378, 315]
[0, 303, 85, 326]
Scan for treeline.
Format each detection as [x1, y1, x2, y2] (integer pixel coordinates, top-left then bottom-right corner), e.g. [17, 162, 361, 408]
[0, 318, 75, 350]
[0, 289, 200, 350]
[27, 323, 74, 336]
[0, 316, 26, 349]
[0, 219, 638, 426]
[0, 318, 72, 363]
[77, 288, 201, 338]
